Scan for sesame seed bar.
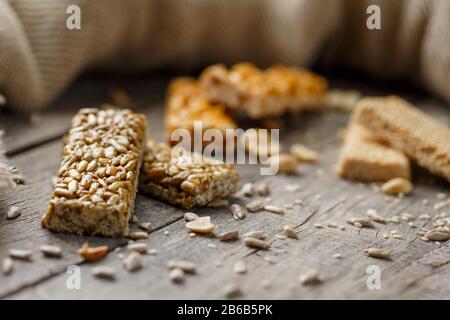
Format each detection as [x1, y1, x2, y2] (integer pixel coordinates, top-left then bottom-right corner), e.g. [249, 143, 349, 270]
[139, 140, 240, 209]
[166, 77, 237, 146]
[337, 121, 410, 182]
[199, 63, 328, 119]
[354, 96, 450, 182]
[41, 108, 147, 237]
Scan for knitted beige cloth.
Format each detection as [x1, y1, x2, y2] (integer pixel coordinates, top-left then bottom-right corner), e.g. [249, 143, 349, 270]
[0, 0, 449, 113]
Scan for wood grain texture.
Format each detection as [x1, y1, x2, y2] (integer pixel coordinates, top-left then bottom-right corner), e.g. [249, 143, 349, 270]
[1, 73, 450, 299]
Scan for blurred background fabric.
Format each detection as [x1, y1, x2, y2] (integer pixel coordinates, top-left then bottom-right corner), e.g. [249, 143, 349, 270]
[0, 0, 449, 113]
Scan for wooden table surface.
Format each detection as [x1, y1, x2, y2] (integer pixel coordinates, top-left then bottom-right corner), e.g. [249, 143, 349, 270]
[1, 72, 449, 300]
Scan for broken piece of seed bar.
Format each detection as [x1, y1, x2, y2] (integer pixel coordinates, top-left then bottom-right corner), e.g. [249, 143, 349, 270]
[355, 96, 450, 182]
[165, 77, 237, 147]
[337, 121, 410, 182]
[41, 108, 147, 237]
[200, 63, 328, 119]
[139, 140, 240, 209]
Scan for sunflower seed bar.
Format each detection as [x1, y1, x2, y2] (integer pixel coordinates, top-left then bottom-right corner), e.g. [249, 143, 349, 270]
[337, 121, 410, 182]
[41, 108, 147, 237]
[166, 77, 237, 146]
[355, 96, 450, 182]
[139, 140, 240, 209]
[200, 63, 328, 119]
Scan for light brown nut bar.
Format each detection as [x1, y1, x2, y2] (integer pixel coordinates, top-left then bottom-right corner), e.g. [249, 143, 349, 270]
[139, 140, 240, 209]
[355, 96, 450, 182]
[200, 63, 328, 119]
[165, 77, 237, 147]
[41, 108, 147, 237]
[337, 121, 410, 182]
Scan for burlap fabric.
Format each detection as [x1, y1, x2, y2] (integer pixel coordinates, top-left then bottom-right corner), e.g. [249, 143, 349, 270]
[0, 0, 449, 113]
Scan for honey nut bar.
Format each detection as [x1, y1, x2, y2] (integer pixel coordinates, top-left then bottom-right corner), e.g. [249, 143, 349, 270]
[337, 121, 410, 182]
[199, 63, 328, 119]
[354, 96, 450, 182]
[166, 77, 237, 146]
[139, 140, 240, 209]
[41, 108, 147, 237]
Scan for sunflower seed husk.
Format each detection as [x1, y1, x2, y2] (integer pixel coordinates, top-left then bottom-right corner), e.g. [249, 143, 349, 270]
[233, 260, 247, 274]
[264, 205, 285, 215]
[364, 248, 391, 260]
[230, 204, 246, 220]
[168, 260, 197, 274]
[7, 206, 21, 220]
[9, 249, 32, 261]
[169, 268, 185, 283]
[92, 266, 116, 279]
[244, 237, 271, 249]
[218, 230, 240, 241]
[128, 231, 148, 240]
[2, 257, 14, 275]
[246, 200, 264, 213]
[40, 245, 62, 258]
[184, 212, 200, 222]
[138, 222, 152, 232]
[299, 269, 321, 285]
[223, 283, 242, 298]
[123, 252, 142, 271]
[283, 226, 298, 239]
[127, 243, 148, 254]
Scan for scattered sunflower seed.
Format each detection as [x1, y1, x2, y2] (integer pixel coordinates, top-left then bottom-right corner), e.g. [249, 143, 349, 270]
[164, 231, 170, 236]
[424, 229, 450, 241]
[6, 206, 21, 220]
[380, 178, 413, 195]
[184, 212, 199, 222]
[256, 183, 270, 196]
[233, 260, 247, 274]
[189, 232, 196, 238]
[243, 230, 265, 239]
[299, 269, 321, 285]
[418, 214, 431, 221]
[223, 283, 242, 298]
[366, 209, 386, 223]
[127, 243, 148, 254]
[264, 205, 285, 215]
[434, 201, 448, 211]
[338, 225, 346, 231]
[333, 253, 343, 260]
[40, 245, 62, 258]
[274, 234, 286, 240]
[327, 221, 338, 228]
[290, 144, 318, 162]
[230, 204, 246, 220]
[128, 231, 148, 240]
[436, 193, 447, 200]
[246, 200, 264, 213]
[263, 255, 277, 264]
[148, 248, 158, 255]
[123, 251, 142, 272]
[131, 215, 139, 223]
[364, 248, 391, 260]
[218, 230, 240, 241]
[169, 268, 185, 283]
[168, 260, 196, 274]
[294, 199, 304, 205]
[285, 184, 300, 192]
[138, 222, 152, 232]
[392, 234, 404, 240]
[92, 266, 116, 279]
[185, 216, 216, 233]
[208, 243, 217, 249]
[2, 257, 14, 275]
[408, 222, 417, 228]
[241, 182, 254, 197]
[9, 249, 32, 261]
[283, 226, 298, 239]
[244, 237, 271, 249]
[347, 216, 374, 228]
[313, 223, 323, 229]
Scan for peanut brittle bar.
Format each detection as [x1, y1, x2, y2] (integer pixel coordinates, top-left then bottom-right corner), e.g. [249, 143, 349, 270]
[139, 140, 240, 209]
[199, 63, 328, 119]
[166, 77, 237, 146]
[337, 121, 410, 182]
[355, 96, 450, 182]
[41, 108, 147, 237]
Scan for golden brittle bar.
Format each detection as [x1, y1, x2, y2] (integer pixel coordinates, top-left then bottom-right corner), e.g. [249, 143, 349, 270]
[139, 140, 240, 209]
[200, 63, 328, 119]
[41, 108, 147, 237]
[165, 77, 237, 146]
